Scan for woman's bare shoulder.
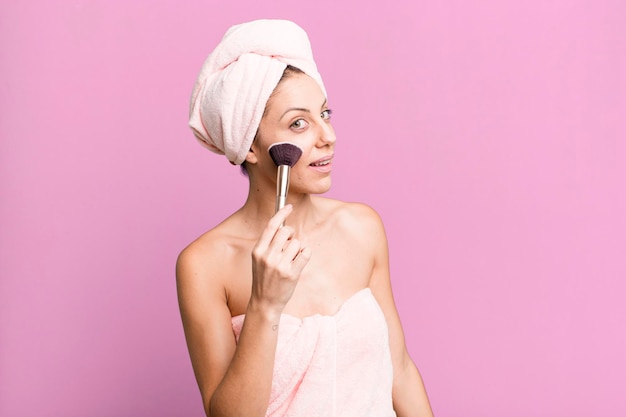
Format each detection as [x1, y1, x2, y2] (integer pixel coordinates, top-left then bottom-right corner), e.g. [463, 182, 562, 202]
[176, 215, 251, 286]
[315, 197, 385, 232]
[178, 224, 227, 266]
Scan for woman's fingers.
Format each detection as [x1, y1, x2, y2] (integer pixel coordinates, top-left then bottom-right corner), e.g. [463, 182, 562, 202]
[249, 205, 312, 311]
[268, 239, 310, 288]
[251, 204, 311, 277]
[291, 246, 312, 275]
[281, 238, 302, 263]
[254, 204, 293, 251]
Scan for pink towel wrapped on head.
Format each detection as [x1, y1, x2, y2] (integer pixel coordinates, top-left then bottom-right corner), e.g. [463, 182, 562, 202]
[231, 288, 397, 417]
[188, 19, 327, 165]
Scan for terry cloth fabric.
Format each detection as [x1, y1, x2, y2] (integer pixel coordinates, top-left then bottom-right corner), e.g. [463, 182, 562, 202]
[231, 288, 397, 417]
[188, 19, 327, 165]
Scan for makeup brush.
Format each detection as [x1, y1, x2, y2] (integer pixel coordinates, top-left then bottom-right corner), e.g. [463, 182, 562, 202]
[268, 142, 303, 214]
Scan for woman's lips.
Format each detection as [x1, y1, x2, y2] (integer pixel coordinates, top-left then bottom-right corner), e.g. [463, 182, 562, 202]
[309, 155, 333, 173]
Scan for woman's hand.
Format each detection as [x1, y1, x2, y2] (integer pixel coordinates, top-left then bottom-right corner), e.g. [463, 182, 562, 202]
[249, 204, 311, 315]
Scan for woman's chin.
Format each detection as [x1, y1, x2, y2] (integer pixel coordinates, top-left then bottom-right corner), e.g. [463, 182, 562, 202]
[291, 176, 332, 196]
[311, 178, 332, 195]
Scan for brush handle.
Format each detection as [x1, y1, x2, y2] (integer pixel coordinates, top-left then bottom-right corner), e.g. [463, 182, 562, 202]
[275, 165, 290, 214]
[275, 195, 287, 213]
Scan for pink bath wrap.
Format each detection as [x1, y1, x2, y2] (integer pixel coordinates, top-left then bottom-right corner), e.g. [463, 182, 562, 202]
[231, 288, 397, 417]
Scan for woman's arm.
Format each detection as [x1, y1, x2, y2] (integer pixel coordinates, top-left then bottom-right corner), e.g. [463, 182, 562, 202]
[364, 206, 434, 417]
[176, 205, 310, 417]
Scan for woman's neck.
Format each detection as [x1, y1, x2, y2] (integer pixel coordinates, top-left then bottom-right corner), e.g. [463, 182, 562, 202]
[239, 189, 321, 235]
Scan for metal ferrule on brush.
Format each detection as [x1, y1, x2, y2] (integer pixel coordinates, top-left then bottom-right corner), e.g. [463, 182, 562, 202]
[268, 142, 303, 216]
[275, 165, 290, 212]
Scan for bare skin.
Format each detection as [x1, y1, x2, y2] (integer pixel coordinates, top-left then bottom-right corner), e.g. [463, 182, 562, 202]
[176, 71, 434, 417]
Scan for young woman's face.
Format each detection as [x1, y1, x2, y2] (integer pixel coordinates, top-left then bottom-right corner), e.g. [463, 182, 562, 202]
[249, 72, 336, 194]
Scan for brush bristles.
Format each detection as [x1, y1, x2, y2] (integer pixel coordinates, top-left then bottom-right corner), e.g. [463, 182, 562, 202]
[268, 142, 303, 167]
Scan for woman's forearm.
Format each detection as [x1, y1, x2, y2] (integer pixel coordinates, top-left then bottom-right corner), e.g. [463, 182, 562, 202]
[208, 306, 281, 417]
[392, 359, 434, 417]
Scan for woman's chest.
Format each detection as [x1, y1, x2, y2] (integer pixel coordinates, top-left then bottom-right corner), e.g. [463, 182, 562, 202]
[225, 232, 374, 317]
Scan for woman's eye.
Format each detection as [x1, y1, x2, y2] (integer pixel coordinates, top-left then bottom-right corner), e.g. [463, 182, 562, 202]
[290, 119, 308, 129]
[321, 109, 333, 120]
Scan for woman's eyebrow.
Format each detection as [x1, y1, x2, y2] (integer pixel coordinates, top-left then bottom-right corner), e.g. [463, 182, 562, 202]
[279, 99, 328, 121]
[280, 107, 310, 120]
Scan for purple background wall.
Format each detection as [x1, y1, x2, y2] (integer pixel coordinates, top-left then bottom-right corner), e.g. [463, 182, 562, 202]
[1, 1, 624, 416]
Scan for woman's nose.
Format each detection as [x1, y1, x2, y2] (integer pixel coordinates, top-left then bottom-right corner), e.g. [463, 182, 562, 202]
[318, 121, 336, 146]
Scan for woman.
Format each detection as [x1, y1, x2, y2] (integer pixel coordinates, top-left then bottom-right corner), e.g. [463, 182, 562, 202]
[177, 19, 434, 417]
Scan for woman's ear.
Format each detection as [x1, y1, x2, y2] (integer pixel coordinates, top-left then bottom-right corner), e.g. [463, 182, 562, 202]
[244, 147, 258, 165]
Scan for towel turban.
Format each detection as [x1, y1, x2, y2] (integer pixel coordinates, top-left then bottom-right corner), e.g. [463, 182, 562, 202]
[188, 19, 327, 165]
